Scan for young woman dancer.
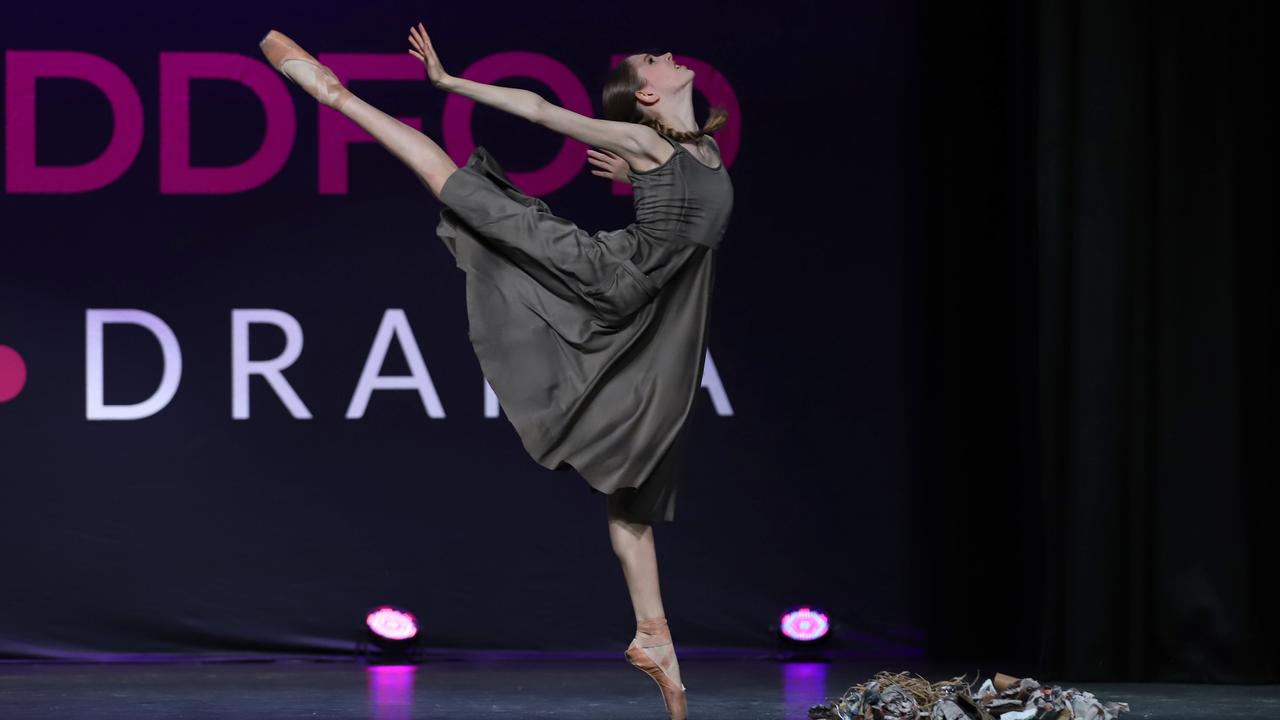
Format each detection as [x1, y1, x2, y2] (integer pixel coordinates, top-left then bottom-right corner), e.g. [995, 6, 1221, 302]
[259, 24, 732, 719]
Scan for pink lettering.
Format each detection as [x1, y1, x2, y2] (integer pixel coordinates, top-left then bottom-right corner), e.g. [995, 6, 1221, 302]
[159, 52, 296, 194]
[2, 50, 739, 196]
[5, 51, 143, 193]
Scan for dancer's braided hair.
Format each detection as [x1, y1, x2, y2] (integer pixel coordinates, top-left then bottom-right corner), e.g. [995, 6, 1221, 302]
[639, 108, 729, 142]
[602, 52, 729, 141]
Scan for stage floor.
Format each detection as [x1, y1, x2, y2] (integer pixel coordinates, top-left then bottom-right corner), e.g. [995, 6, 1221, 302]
[0, 656, 1272, 719]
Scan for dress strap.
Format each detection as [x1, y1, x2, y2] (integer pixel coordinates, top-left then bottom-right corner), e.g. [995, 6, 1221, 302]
[661, 133, 691, 166]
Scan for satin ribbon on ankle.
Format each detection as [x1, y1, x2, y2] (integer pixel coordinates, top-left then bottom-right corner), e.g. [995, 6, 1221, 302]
[634, 617, 673, 648]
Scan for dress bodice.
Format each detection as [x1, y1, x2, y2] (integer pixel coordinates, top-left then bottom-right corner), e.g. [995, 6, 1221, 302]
[623, 133, 734, 284]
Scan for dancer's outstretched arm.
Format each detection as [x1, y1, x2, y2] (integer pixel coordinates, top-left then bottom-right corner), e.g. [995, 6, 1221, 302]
[408, 22, 654, 163]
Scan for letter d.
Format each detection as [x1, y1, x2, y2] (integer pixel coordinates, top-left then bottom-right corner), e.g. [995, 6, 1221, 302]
[86, 309, 182, 420]
[6, 51, 144, 193]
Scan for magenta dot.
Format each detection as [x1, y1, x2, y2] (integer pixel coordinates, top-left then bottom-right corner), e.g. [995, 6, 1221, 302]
[0, 345, 28, 402]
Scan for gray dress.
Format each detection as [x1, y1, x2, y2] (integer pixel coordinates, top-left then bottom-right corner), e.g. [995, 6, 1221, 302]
[435, 132, 733, 523]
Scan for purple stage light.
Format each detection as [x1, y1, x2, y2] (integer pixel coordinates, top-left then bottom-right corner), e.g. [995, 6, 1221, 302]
[780, 607, 829, 642]
[358, 604, 423, 664]
[366, 606, 418, 641]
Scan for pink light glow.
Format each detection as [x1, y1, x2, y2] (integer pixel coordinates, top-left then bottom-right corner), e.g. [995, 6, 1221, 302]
[0, 345, 27, 402]
[366, 606, 418, 641]
[780, 607, 829, 642]
[367, 664, 416, 720]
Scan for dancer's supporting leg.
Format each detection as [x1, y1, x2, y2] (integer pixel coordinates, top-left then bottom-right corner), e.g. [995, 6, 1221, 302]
[607, 495, 684, 688]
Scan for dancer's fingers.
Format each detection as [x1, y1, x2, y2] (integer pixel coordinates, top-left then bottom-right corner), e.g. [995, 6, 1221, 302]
[409, 26, 429, 58]
[409, 26, 437, 63]
[413, 26, 436, 61]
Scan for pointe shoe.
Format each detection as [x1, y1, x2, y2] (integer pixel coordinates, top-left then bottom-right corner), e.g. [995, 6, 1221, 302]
[625, 616, 687, 719]
[258, 30, 352, 111]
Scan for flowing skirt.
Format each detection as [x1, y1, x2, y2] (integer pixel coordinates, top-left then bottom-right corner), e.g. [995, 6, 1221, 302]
[434, 146, 716, 523]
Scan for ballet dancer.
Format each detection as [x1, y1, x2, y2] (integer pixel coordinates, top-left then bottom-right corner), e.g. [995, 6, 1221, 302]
[259, 24, 733, 720]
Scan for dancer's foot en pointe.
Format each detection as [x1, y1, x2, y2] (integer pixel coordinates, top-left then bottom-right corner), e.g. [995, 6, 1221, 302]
[258, 30, 353, 111]
[626, 616, 687, 719]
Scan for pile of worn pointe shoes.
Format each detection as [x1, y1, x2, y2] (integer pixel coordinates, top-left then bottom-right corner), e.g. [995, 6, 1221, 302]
[808, 670, 1131, 720]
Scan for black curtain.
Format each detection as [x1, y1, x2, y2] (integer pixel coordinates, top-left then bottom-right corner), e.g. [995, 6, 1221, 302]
[913, 0, 1278, 682]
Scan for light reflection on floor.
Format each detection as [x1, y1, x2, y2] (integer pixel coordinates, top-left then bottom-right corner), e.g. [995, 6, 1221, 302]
[367, 664, 415, 720]
[780, 661, 830, 719]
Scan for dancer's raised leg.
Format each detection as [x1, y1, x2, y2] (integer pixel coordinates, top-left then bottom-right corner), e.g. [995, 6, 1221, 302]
[337, 94, 458, 197]
[607, 495, 685, 691]
[260, 31, 458, 197]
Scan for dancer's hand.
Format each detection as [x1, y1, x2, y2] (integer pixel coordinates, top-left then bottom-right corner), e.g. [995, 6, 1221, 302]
[408, 22, 451, 89]
[587, 147, 632, 183]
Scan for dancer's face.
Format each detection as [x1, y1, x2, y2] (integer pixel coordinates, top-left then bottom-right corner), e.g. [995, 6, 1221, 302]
[629, 51, 693, 104]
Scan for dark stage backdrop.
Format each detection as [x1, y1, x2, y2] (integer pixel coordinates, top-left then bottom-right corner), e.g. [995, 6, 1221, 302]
[914, 0, 1279, 683]
[0, 3, 924, 658]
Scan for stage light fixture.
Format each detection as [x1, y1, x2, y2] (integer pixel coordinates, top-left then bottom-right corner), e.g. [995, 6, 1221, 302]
[781, 606, 830, 642]
[775, 605, 832, 660]
[357, 604, 423, 664]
